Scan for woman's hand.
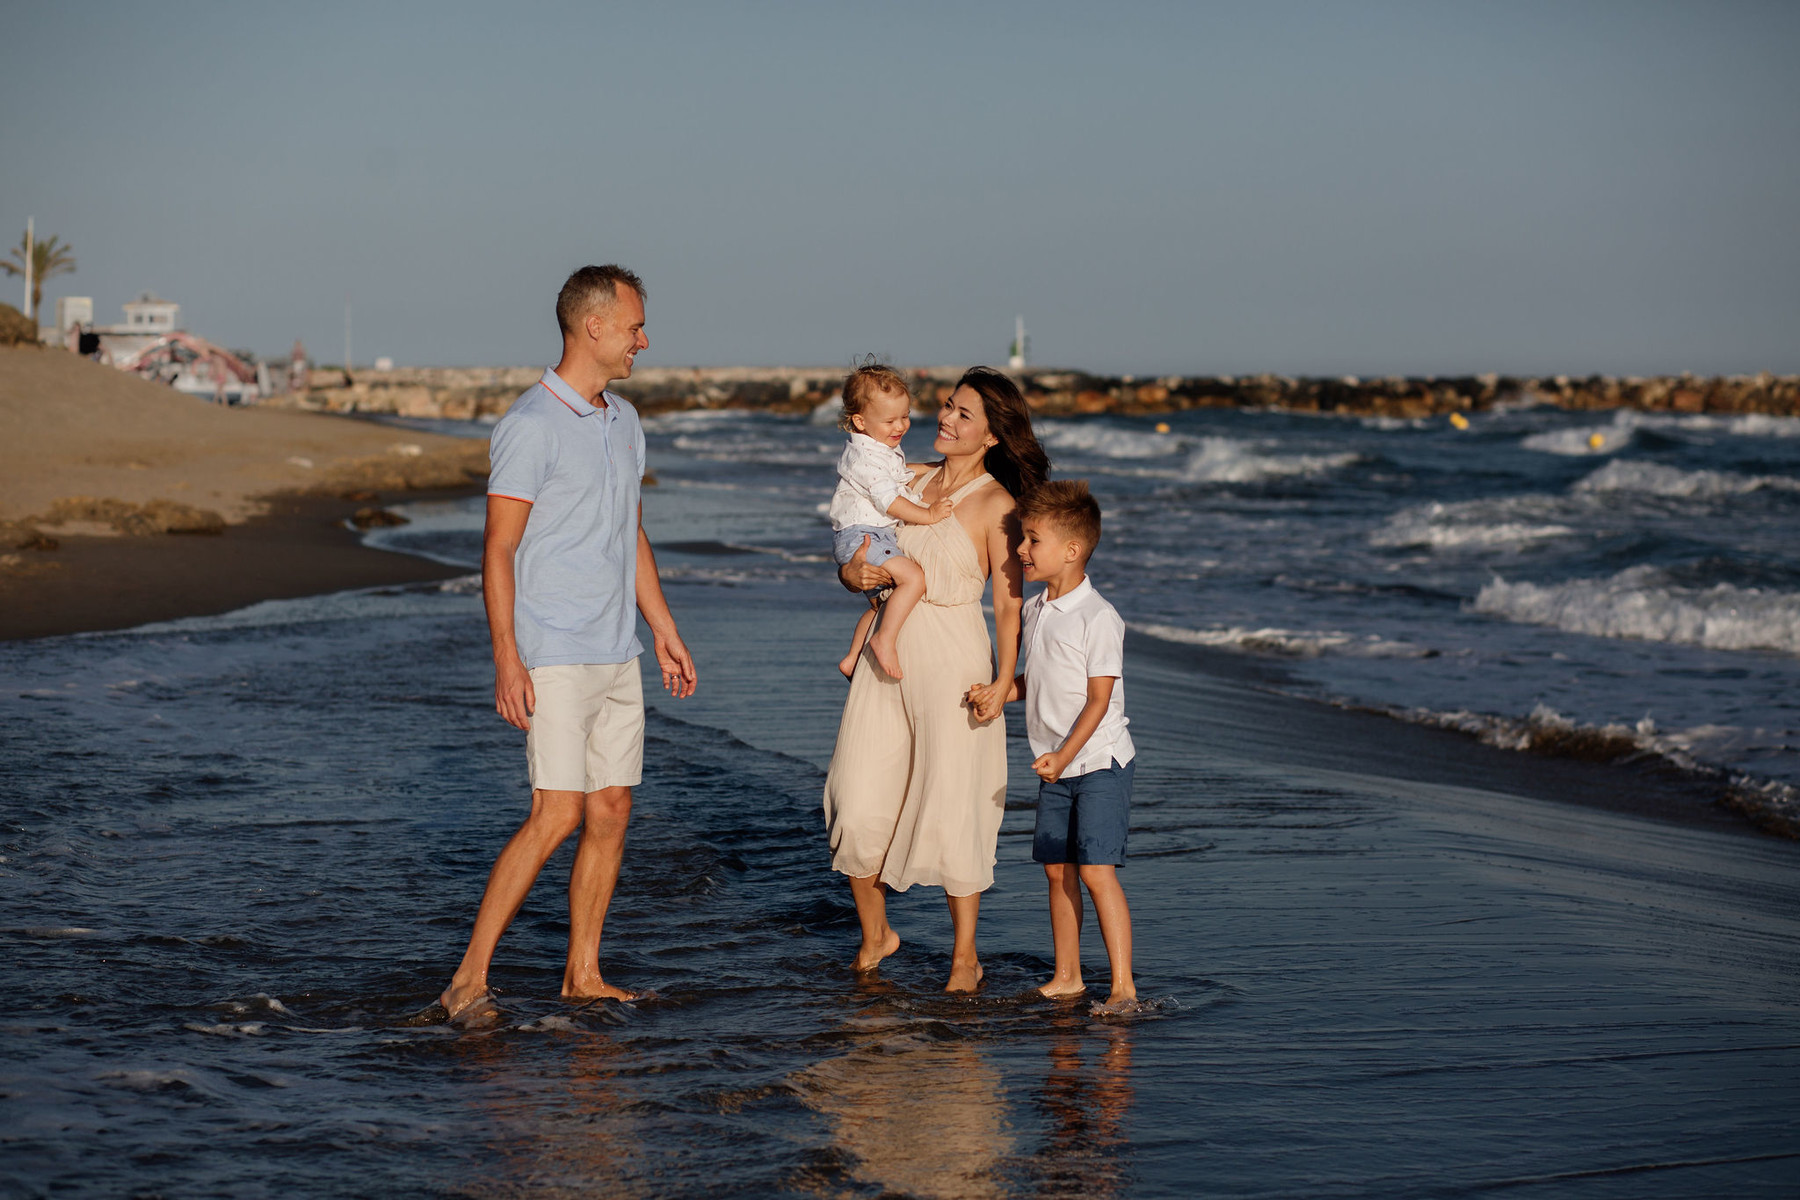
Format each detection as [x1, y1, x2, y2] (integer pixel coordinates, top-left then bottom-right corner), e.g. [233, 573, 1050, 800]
[964, 680, 1005, 723]
[838, 535, 895, 593]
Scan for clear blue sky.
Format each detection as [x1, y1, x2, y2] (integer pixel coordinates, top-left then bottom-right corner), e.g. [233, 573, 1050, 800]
[4, 1, 1796, 375]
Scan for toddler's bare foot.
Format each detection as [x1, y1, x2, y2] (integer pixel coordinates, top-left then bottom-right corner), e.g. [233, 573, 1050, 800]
[869, 629, 903, 679]
[853, 927, 901, 972]
[1037, 978, 1087, 999]
[945, 959, 983, 993]
[838, 651, 859, 679]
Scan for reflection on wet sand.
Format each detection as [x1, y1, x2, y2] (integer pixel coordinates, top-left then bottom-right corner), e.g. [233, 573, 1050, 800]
[447, 1021, 652, 1199]
[1030, 1015, 1134, 1198]
[794, 1020, 1016, 1199]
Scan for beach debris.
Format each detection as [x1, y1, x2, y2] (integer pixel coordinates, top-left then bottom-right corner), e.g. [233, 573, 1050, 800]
[286, 456, 315, 469]
[389, 442, 424, 457]
[350, 507, 409, 529]
[1449, 412, 1470, 430]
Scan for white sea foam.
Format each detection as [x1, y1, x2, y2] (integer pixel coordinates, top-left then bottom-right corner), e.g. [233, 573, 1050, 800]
[1572, 459, 1800, 499]
[1131, 621, 1431, 659]
[1474, 566, 1800, 654]
[1521, 423, 1632, 456]
[122, 585, 478, 635]
[671, 433, 839, 466]
[1372, 498, 1577, 550]
[1522, 409, 1800, 456]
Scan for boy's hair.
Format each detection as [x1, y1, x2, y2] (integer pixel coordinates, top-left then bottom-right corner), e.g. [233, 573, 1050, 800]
[556, 264, 645, 336]
[1019, 479, 1102, 556]
[838, 356, 912, 433]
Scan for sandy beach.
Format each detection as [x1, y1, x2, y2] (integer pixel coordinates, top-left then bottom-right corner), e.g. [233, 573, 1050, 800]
[0, 348, 490, 638]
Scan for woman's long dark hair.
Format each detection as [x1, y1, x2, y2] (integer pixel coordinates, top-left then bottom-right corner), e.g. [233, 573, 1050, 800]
[955, 366, 1050, 498]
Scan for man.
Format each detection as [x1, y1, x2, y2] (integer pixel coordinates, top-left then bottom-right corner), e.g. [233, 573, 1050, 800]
[439, 264, 696, 1022]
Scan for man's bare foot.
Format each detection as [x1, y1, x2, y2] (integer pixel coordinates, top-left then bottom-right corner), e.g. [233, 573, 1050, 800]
[853, 927, 900, 972]
[945, 959, 983, 993]
[562, 981, 644, 1003]
[869, 630, 903, 679]
[1037, 978, 1087, 999]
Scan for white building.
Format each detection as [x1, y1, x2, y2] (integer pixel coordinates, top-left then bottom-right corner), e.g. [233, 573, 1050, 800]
[120, 293, 179, 334]
[55, 296, 93, 334]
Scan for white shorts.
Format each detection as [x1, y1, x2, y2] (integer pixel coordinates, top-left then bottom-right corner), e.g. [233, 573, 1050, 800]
[525, 661, 645, 793]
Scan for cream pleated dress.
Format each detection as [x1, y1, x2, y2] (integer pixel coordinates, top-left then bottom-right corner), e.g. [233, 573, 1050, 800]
[823, 469, 1009, 897]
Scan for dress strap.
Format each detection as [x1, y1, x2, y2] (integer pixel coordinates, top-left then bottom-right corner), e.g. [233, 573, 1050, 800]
[946, 471, 996, 504]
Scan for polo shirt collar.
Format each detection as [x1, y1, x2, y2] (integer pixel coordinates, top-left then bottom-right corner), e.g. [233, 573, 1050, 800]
[540, 367, 606, 417]
[1044, 575, 1094, 612]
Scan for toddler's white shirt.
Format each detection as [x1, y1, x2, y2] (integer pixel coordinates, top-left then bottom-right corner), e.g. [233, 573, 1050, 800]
[829, 433, 917, 531]
[1021, 576, 1135, 777]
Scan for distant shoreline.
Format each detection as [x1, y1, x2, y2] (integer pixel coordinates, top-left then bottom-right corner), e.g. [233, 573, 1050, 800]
[274, 363, 1800, 422]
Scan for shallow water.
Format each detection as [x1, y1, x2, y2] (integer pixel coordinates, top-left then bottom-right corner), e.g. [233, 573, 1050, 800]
[4, 407, 1800, 1197]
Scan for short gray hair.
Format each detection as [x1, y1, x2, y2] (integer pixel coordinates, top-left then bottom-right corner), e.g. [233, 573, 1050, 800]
[556, 264, 645, 335]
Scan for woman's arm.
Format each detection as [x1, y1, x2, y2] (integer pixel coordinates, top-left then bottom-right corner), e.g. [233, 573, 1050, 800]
[967, 499, 1024, 722]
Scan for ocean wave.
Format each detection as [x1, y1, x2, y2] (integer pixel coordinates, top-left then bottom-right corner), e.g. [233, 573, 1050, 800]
[1131, 621, 1432, 659]
[1522, 409, 1800, 456]
[1372, 498, 1577, 550]
[1036, 421, 1185, 460]
[1521, 423, 1631, 456]
[120, 584, 479, 635]
[1572, 459, 1800, 499]
[1474, 566, 1800, 654]
[671, 433, 840, 466]
[1180, 437, 1361, 484]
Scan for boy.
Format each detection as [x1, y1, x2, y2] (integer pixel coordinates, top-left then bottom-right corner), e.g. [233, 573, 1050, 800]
[1007, 479, 1138, 1009]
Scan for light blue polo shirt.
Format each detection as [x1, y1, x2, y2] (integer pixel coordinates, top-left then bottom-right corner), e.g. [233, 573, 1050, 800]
[487, 367, 647, 668]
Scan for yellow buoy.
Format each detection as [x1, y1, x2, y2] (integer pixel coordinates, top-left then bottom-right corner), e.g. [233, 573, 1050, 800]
[1588, 432, 1605, 450]
[1448, 412, 1469, 430]
[1154, 422, 1171, 434]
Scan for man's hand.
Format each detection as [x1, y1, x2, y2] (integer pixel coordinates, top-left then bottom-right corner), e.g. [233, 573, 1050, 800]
[495, 655, 535, 730]
[1033, 751, 1069, 783]
[655, 629, 697, 699]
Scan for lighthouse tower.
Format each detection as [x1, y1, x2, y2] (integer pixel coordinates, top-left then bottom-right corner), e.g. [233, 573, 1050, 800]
[1008, 315, 1027, 372]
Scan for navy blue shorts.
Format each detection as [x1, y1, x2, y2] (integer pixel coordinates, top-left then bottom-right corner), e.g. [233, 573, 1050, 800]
[1033, 757, 1134, 866]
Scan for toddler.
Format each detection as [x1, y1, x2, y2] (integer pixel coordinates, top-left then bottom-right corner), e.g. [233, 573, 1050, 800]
[829, 361, 954, 679]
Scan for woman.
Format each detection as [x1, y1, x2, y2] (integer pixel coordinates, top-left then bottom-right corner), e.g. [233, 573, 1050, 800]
[824, 366, 1051, 992]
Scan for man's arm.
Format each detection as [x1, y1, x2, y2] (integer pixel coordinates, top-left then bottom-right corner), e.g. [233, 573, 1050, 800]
[635, 504, 696, 698]
[484, 495, 535, 730]
[1033, 676, 1117, 783]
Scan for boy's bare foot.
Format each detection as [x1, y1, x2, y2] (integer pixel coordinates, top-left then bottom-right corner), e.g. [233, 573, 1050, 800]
[945, 959, 983, 993]
[1037, 978, 1087, 999]
[853, 927, 901, 972]
[869, 629, 903, 679]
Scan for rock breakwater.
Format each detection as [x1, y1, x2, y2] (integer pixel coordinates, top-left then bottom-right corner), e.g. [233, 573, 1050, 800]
[276, 365, 1800, 421]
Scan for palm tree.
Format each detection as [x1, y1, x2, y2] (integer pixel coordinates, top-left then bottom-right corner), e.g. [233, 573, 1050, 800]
[3, 231, 77, 319]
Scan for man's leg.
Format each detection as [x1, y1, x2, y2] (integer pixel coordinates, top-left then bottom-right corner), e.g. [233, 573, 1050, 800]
[441, 788, 585, 1018]
[1038, 863, 1086, 997]
[945, 891, 983, 992]
[849, 873, 900, 971]
[1079, 864, 1136, 1007]
[563, 785, 636, 1000]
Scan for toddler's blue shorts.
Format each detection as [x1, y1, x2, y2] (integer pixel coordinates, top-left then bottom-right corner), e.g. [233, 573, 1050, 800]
[833, 525, 904, 598]
[1033, 757, 1135, 866]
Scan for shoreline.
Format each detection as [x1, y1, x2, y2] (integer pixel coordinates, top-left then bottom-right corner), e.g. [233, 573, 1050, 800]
[0, 486, 478, 641]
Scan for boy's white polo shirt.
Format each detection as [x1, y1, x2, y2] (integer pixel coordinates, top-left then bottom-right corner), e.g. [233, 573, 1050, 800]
[1020, 575, 1135, 777]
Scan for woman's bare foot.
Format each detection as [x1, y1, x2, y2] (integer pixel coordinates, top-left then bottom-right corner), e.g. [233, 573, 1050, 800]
[945, 959, 984, 993]
[439, 983, 500, 1027]
[562, 980, 644, 1003]
[440, 979, 491, 1021]
[1037, 978, 1087, 999]
[1093, 991, 1145, 1015]
[853, 926, 901, 972]
[869, 628, 904, 679]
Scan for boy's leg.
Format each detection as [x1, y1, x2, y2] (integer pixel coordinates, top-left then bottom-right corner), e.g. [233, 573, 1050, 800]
[1078, 864, 1135, 1006]
[840, 603, 879, 679]
[1039, 863, 1086, 997]
[441, 788, 585, 1019]
[563, 785, 637, 1001]
[867, 555, 925, 680]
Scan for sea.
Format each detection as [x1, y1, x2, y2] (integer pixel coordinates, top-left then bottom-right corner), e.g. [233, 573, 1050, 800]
[3, 396, 1798, 1197]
